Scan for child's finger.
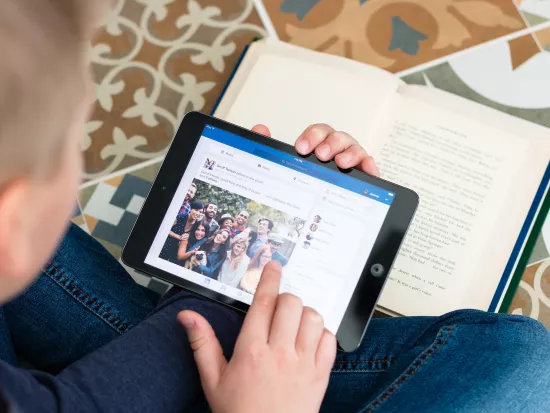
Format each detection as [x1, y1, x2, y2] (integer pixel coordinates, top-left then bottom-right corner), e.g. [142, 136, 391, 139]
[360, 156, 381, 177]
[178, 310, 228, 392]
[313, 131, 358, 162]
[240, 261, 282, 342]
[334, 144, 380, 177]
[316, 330, 337, 373]
[295, 124, 335, 155]
[251, 124, 271, 137]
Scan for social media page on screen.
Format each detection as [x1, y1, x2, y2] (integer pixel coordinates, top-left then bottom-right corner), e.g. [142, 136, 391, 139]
[145, 125, 394, 333]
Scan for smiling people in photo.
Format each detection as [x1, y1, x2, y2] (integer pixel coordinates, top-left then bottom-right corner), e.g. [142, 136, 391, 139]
[178, 183, 197, 215]
[191, 229, 231, 279]
[231, 210, 249, 238]
[239, 245, 273, 294]
[267, 234, 288, 267]
[247, 218, 274, 258]
[176, 222, 210, 266]
[218, 213, 234, 231]
[160, 200, 204, 263]
[218, 229, 251, 288]
[202, 202, 220, 233]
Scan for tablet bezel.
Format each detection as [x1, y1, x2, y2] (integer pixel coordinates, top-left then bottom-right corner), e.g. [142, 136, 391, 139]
[122, 111, 418, 352]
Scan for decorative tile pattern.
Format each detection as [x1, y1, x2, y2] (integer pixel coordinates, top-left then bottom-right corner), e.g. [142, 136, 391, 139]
[515, 0, 550, 26]
[263, 0, 527, 73]
[72, 205, 90, 233]
[80, 162, 162, 258]
[510, 259, 550, 321]
[401, 30, 550, 127]
[401, 28, 550, 327]
[84, 0, 266, 181]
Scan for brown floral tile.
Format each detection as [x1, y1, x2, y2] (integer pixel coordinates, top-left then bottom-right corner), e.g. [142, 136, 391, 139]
[264, 0, 527, 73]
[85, 0, 266, 181]
[509, 259, 550, 328]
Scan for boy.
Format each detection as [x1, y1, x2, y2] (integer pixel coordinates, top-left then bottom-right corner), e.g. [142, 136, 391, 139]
[1, 1, 550, 412]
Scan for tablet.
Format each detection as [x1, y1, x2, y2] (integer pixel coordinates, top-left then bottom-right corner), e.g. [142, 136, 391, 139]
[122, 112, 418, 351]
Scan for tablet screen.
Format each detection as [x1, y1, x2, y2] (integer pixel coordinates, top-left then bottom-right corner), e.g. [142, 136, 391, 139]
[145, 125, 394, 333]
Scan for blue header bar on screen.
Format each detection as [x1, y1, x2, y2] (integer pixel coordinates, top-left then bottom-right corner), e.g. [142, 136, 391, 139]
[201, 125, 394, 205]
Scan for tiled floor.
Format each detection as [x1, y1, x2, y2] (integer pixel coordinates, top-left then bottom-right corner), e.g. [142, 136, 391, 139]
[80, 0, 550, 326]
[263, 0, 529, 72]
[85, 0, 266, 180]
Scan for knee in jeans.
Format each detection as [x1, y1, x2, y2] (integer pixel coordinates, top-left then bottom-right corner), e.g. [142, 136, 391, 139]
[496, 315, 550, 359]
[502, 313, 549, 334]
[437, 311, 550, 349]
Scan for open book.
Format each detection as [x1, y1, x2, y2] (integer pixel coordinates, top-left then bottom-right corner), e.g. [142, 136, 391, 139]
[212, 39, 550, 317]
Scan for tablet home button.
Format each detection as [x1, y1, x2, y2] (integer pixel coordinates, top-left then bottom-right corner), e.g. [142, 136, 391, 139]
[370, 264, 385, 277]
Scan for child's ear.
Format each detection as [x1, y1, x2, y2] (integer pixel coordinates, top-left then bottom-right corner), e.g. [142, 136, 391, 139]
[0, 179, 34, 283]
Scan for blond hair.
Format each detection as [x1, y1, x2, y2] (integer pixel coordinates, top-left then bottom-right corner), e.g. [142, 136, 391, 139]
[0, 0, 105, 182]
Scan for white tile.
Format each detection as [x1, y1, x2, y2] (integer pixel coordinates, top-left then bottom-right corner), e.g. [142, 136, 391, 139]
[83, 183, 125, 226]
[126, 194, 145, 215]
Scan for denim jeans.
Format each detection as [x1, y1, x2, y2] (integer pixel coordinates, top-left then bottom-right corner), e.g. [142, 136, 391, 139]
[1, 224, 550, 412]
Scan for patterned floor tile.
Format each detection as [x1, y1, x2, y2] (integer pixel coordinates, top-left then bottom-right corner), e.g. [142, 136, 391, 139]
[509, 259, 550, 328]
[534, 25, 550, 50]
[401, 29, 550, 326]
[119, 260, 155, 288]
[79, 162, 162, 259]
[515, 0, 550, 26]
[263, 0, 527, 73]
[147, 278, 173, 296]
[402, 29, 550, 128]
[72, 204, 90, 233]
[84, 0, 266, 181]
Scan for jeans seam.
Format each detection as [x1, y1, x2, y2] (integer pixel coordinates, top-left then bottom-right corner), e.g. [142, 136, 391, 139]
[333, 358, 395, 372]
[332, 368, 388, 373]
[335, 358, 394, 364]
[360, 324, 456, 413]
[44, 263, 130, 334]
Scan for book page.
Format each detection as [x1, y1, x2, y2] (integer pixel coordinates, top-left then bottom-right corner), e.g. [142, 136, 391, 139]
[373, 93, 550, 316]
[214, 40, 401, 150]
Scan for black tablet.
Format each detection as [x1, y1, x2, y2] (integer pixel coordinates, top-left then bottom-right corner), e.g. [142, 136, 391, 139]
[122, 112, 418, 352]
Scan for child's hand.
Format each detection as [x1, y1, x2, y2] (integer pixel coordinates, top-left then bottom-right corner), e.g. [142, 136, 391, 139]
[178, 262, 336, 413]
[251, 124, 380, 177]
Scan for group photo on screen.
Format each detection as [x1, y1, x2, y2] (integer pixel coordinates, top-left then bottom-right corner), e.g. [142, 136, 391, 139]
[159, 178, 305, 295]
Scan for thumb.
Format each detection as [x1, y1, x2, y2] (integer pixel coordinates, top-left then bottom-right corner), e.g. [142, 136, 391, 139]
[178, 310, 228, 391]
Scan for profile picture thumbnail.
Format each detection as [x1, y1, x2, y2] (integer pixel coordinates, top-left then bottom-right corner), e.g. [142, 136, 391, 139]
[203, 158, 216, 170]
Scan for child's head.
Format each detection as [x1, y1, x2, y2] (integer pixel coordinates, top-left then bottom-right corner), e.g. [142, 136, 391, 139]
[0, 0, 105, 303]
